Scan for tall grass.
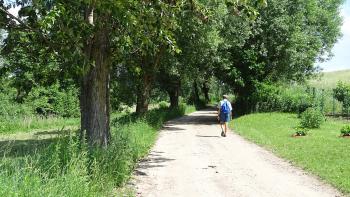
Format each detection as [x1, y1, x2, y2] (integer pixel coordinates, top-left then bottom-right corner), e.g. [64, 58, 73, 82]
[0, 116, 80, 134]
[0, 104, 196, 196]
[309, 69, 350, 89]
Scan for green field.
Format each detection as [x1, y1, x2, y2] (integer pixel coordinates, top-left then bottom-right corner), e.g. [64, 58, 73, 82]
[309, 69, 350, 89]
[232, 113, 350, 194]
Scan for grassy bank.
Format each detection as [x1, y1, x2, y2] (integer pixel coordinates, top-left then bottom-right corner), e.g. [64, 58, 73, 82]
[0, 104, 196, 196]
[309, 69, 350, 89]
[0, 116, 80, 134]
[232, 113, 350, 194]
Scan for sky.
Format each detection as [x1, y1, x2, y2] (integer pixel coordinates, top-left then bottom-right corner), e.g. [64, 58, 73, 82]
[318, 0, 350, 72]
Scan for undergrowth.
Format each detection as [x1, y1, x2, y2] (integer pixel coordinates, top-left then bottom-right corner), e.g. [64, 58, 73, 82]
[0, 116, 79, 134]
[0, 104, 196, 196]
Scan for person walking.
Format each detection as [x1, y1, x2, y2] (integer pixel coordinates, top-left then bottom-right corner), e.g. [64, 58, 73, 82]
[217, 95, 232, 137]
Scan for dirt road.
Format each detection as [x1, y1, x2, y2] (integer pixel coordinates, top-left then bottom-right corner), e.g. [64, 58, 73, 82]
[132, 108, 342, 197]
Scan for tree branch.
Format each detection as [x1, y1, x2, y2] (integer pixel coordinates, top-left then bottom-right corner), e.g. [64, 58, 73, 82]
[0, 6, 59, 52]
[0, 6, 34, 31]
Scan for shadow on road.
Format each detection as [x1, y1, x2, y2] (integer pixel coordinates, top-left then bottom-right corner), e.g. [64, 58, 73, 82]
[161, 126, 186, 131]
[135, 151, 175, 176]
[173, 115, 218, 126]
[196, 135, 220, 138]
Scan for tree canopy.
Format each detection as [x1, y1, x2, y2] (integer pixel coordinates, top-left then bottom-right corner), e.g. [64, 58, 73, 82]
[0, 0, 343, 146]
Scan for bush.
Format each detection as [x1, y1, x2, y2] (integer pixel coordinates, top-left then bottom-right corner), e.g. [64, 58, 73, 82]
[158, 101, 168, 109]
[300, 107, 325, 129]
[340, 125, 350, 136]
[294, 126, 309, 136]
[253, 83, 314, 113]
[26, 83, 79, 118]
[333, 81, 350, 114]
[0, 90, 33, 118]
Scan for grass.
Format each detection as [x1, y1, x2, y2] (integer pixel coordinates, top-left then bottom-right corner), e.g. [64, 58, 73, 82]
[0, 116, 80, 134]
[0, 103, 196, 196]
[309, 69, 350, 89]
[232, 112, 350, 194]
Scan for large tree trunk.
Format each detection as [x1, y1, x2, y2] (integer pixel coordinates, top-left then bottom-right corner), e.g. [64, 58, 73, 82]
[202, 81, 210, 103]
[80, 8, 111, 147]
[168, 89, 179, 108]
[168, 80, 180, 108]
[136, 72, 152, 115]
[135, 46, 165, 115]
[80, 40, 111, 147]
[193, 81, 200, 104]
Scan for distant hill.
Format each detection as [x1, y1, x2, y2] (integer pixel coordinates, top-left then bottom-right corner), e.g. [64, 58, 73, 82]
[309, 69, 350, 89]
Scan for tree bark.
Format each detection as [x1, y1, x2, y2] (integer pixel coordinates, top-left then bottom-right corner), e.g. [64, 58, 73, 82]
[193, 81, 200, 104]
[202, 81, 210, 103]
[80, 7, 111, 147]
[168, 90, 179, 108]
[136, 72, 152, 115]
[80, 37, 110, 146]
[168, 80, 180, 108]
[135, 46, 165, 115]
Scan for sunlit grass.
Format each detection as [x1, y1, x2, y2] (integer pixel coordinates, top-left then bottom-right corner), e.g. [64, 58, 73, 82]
[0, 116, 80, 134]
[232, 112, 350, 194]
[309, 69, 350, 89]
[0, 104, 196, 196]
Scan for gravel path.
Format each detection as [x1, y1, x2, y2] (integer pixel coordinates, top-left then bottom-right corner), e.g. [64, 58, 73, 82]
[131, 108, 343, 197]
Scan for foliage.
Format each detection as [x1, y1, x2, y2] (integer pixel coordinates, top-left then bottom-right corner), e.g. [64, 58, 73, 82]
[216, 0, 343, 114]
[25, 82, 79, 117]
[340, 125, 350, 136]
[333, 81, 350, 112]
[0, 0, 343, 138]
[300, 107, 325, 129]
[0, 80, 79, 118]
[233, 112, 350, 194]
[252, 83, 314, 113]
[158, 101, 169, 109]
[0, 90, 32, 118]
[0, 79, 79, 134]
[294, 126, 309, 136]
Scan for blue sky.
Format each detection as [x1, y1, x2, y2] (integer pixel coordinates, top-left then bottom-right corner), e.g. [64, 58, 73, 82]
[318, 0, 350, 72]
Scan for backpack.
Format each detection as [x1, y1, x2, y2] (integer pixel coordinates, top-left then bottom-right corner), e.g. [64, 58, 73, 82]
[220, 101, 230, 114]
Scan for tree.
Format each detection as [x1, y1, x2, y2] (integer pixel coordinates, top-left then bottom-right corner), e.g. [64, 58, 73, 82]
[0, 1, 184, 146]
[216, 0, 343, 113]
[334, 81, 350, 113]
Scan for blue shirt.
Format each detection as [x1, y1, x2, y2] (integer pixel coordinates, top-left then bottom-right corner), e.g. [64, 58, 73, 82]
[218, 99, 232, 112]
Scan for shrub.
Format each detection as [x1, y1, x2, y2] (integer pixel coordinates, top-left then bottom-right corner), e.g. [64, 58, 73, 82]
[158, 101, 168, 109]
[300, 107, 325, 129]
[253, 83, 314, 113]
[294, 126, 309, 136]
[26, 83, 79, 118]
[0, 90, 33, 118]
[340, 125, 350, 136]
[333, 81, 350, 114]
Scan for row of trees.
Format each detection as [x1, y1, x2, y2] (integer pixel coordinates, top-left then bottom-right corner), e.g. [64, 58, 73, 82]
[0, 0, 343, 147]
